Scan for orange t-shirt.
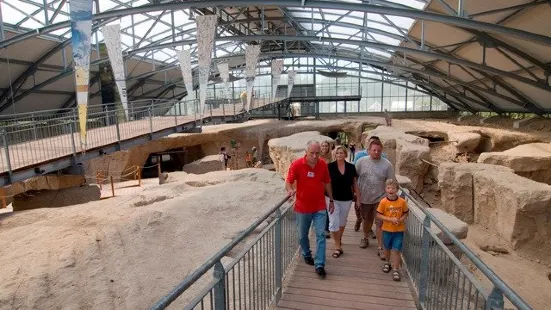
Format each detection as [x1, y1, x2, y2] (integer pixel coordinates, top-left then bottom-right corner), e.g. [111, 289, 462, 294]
[376, 197, 409, 232]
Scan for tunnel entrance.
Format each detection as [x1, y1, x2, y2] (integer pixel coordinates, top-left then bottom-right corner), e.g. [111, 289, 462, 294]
[327, 131, 350, 146]
[141, 146, 204, 178]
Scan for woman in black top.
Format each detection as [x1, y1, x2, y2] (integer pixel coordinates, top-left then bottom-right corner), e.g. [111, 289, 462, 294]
[326, 146, 360, 258]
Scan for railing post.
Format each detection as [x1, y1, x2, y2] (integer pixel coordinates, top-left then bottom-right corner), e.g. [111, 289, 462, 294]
[31, 113, 37, 141]
[213, 260, 226, 310]
[105, 109, 110, 126]
[148, 107, 153, 140]
[418, 216, 431, 306]
[114, 111, 122, 151]
[174, 106, 178, 130]
[222, 99, 226, 122]
[69, 118, 77, 162]
[274, 207, 283, 302]
[487, 287, 505, 310]
[1, 130, 13, 183]
[209, 102, 213, 122]
[193, 100, 198, 127]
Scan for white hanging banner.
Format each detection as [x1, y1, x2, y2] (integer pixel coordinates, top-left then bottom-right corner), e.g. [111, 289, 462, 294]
[245, 45, 261, 111]
[217, 61, 231, 103]
[287, 70, 296, 97]
[271, 59, 284, 99]
[177, 50, 194, 114]
[69, 0, 93, 151]
[101, 24, 128, 120]
[195, 15, 218, 120]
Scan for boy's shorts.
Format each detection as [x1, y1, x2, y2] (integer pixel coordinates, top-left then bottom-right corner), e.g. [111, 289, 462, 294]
[383, 231, 404, 251]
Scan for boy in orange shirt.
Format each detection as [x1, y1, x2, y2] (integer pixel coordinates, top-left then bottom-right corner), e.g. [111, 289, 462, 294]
[376, 179, 408, 281]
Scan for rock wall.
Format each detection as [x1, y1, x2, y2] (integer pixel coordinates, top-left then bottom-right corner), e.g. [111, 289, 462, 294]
[438, 163, 514, 223]
[12, 185, 101, 211]
[3, 175, 86, 205]
[477, 142, 551, 185]
[438, 162, 551, 264]
[268, 131, 333, 179]
[86, 120, 367, 181]
[364, 127, 430, 192]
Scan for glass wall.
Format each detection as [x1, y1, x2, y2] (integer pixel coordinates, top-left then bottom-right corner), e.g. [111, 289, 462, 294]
[202, 57, 449, 113]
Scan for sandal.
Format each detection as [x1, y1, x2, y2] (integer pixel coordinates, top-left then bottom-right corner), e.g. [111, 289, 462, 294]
[382, 263, 392, 273]
[377, 247, 386, 260]
[393, 270, 401, 281]
[332, 249, 343, 258]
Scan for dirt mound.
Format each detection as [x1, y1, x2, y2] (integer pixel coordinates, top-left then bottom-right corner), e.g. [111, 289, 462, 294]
[0, 169, 287, 309]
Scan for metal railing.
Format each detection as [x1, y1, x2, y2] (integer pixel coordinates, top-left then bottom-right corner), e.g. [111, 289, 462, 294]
[150, 195, 296, 310]
[402, 190, 531, 310]
[149, 191, 531, 310]
[0, 95, 284, 179]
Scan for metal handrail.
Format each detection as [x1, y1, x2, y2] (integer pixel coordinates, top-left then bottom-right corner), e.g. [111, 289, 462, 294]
[0, 99, 174, 120]
[402, 189, 531, 310]
[150, 195, 291, 310]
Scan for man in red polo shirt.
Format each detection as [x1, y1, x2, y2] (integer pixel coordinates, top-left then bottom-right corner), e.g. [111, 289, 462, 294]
[286, 140, 334, 278]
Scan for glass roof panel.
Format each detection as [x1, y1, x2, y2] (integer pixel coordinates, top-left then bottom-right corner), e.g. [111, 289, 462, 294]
[0, 0, 423, 65]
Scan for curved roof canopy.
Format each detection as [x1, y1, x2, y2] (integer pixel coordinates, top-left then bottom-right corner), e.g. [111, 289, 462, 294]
[0, 0, 550, 114]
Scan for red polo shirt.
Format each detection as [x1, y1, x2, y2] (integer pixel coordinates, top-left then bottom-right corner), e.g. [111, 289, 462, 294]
[286, 156, 330, 214]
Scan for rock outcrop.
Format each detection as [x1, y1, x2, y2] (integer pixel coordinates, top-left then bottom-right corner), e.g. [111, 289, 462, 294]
[447, 132, 481, 153]
[438, 162, 551, 264]
[364, 127, 430, 192]
[407, 203, 469, 245]
[477, 142, 551, 185]
[183, 155, 223, 174]
[12, 185, 101, 211]
[3, 175, 86, 205]
[438, 163, 514, 223]
[85, 119, 368, 181]
[268, 131, 333, 179]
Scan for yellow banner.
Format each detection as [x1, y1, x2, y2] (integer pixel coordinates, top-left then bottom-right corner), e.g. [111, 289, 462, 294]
[78, 104, 88, 151]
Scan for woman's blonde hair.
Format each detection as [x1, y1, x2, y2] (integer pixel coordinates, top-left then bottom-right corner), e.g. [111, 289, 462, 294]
[334, 145, 348, 156]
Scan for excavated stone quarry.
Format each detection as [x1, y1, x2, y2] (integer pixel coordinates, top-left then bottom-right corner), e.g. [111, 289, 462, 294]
[4, 117, 551, 265]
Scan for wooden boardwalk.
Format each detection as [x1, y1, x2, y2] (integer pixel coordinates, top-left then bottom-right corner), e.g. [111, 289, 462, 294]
[277, 210, 417, 310]
[0, 100, 276, 176]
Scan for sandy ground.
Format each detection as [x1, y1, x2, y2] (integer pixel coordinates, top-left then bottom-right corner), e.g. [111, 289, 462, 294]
[0, 169, 288, 310]
[463, 226, 551, 310]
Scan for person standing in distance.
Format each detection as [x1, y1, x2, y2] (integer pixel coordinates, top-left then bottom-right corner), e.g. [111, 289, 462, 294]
[286, 140, 334, 278]
[355, 139, 395, 259]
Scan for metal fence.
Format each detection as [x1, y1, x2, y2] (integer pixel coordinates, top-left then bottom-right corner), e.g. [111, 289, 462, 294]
[150, 195, 296, 310]
[149, 190, 532, 310]
[402, 191, 531, 310]
[0, 96, 283, 178]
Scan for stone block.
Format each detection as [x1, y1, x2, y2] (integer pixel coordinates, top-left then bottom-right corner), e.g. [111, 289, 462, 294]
[183, 155, 224, 174]
[407, 201, 468, 245]
[438, 163, 513, 224]
[477, 143, 551, 185]
[12, 185, 101, 211]
[268, 131, 333, 179]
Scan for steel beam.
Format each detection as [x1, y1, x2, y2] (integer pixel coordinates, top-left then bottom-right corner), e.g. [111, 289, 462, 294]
[469, 1, 548, 18]
[119, 34, 551, 93]
[3, 0, 551, 49]
[0, 40, 71, 109]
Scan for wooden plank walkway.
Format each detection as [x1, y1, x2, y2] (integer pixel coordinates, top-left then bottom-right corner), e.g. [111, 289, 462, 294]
[277, 209, 418, 310]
